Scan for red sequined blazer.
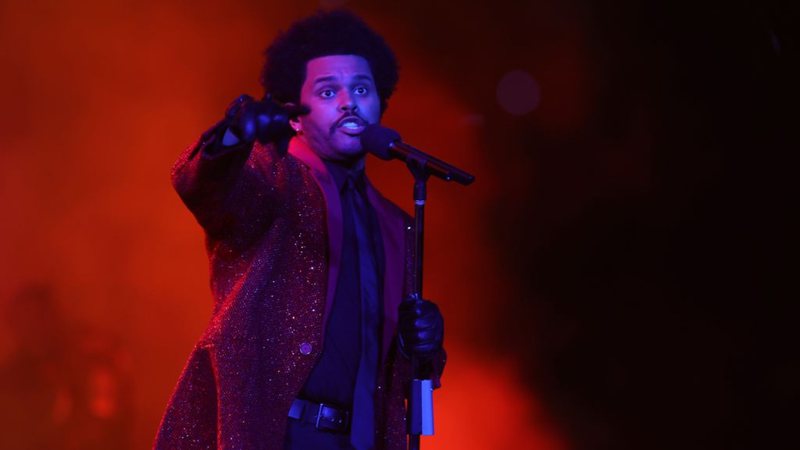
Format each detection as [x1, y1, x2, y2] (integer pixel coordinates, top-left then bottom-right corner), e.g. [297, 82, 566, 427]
[153, 129, 432, 450]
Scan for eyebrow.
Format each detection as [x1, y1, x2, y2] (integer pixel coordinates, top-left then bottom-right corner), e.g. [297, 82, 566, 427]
[312, 74, 374, 86]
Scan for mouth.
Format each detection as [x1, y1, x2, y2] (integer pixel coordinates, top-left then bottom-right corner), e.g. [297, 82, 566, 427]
[336, 116, 367, 135]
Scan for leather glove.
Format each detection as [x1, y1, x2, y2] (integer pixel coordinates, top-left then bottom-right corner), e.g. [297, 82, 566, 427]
[398, 297, 444, 360]
[223, 94, 308, 145]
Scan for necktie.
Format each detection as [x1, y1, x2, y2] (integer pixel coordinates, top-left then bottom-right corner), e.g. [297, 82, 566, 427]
[346, 175, 380, 450]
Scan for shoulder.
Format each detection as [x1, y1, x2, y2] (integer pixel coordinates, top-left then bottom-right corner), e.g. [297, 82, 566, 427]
[248, 141, 317, 186]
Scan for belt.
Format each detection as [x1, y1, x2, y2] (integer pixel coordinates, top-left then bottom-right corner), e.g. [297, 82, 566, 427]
[288, 398, 351, 434]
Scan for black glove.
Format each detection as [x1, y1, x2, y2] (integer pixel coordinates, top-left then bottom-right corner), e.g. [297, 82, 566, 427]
[223, 94, 308, 145]
[398, 297, 444, 360]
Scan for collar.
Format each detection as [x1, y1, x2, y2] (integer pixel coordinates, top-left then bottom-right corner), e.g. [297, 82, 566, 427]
[287, 136, 366, 193]
[322, 159, 366, 193]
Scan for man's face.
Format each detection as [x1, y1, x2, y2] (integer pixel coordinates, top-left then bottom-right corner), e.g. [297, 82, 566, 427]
[292, 54, 381, 164]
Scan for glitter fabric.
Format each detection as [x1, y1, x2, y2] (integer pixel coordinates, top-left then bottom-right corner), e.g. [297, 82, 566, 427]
[154, 128, 444, 450]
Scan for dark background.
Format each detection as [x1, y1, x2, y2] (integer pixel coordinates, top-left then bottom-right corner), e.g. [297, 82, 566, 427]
[375, 1, 798, 448]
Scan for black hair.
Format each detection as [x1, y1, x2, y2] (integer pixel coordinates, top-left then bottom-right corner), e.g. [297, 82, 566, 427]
[260, 9, 399, 113]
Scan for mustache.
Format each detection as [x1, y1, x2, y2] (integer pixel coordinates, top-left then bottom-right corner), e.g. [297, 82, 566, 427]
[329, 113, 368, 134]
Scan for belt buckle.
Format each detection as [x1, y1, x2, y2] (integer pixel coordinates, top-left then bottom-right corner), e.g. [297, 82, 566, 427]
[315, 403, 349, 432]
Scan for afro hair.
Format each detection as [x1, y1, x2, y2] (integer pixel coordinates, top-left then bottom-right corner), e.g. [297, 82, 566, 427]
[260, 9, 399, 113]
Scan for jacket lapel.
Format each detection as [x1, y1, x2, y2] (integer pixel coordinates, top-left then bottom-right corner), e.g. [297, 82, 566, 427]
[288, 138, 342, 332]
[288, 137, 405, 363]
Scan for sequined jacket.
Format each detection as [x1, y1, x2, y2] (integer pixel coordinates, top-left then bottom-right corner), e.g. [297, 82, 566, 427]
[153, 129, 428, 450]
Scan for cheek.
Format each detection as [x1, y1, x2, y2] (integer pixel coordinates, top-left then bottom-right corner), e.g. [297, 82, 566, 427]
[307, 103, 337, 125]
[300, 111, 326, 131]
[364, 96, 381, 121]
[300, 114, 334, 140]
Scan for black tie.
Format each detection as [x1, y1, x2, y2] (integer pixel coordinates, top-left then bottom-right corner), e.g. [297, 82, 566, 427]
[345, 175, 380, 450]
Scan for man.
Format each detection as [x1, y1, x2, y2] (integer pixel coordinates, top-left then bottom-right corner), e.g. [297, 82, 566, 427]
[154, 10, 445, 450]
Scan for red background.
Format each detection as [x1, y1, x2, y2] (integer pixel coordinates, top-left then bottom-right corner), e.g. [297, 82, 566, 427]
[0, 1, 795, 449]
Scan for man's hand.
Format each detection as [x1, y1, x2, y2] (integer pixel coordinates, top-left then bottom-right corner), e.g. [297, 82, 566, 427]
[223, 94, 308, 146]
[398, 297, 444, 360]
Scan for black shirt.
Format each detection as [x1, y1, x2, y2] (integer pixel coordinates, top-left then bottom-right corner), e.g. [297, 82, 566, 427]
[299, 160, 384, 408]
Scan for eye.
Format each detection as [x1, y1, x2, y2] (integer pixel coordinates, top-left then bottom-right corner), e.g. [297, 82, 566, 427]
[354, 86, 368, 95]
[319, 89, 335, 99]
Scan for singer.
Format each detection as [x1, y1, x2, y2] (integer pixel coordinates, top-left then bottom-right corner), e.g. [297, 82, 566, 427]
[154, 10, 445, 450]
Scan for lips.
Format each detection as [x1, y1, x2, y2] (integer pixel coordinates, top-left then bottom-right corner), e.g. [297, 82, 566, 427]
[336, 115, 367, 135]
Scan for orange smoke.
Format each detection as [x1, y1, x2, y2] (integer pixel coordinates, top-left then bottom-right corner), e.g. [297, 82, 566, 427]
[0, 2, 564, 449]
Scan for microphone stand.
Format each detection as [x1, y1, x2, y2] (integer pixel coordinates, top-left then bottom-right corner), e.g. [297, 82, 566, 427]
[363, 125, 474, 450]
[403, 147, 473, 450]
[406, 155, 431, 450]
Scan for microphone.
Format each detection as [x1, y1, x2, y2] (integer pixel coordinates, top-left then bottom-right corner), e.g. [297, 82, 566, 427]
[360, 125, 475, 185]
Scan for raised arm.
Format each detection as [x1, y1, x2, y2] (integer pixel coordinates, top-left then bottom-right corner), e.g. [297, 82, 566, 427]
[171, 95, 297, 241]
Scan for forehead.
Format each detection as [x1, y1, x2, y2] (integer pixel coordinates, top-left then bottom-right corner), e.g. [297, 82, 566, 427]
[303, 54, 374, 86]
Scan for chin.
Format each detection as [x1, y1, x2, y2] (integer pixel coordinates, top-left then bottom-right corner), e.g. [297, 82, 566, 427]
[331, 147, 366, 164]
[332, 141, 365, 157]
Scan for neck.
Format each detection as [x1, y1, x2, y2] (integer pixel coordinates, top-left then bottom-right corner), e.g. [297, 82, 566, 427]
[324, 155, 366, 172]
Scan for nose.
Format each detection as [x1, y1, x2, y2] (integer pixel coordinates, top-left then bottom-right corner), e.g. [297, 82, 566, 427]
[338, 91, 358, 113]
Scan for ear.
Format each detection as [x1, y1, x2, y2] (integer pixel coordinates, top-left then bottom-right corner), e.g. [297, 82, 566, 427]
[285, 102, 303, 134]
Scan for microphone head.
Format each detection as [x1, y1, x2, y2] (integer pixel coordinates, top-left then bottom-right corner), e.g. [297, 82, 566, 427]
[360, 124, 401, 160]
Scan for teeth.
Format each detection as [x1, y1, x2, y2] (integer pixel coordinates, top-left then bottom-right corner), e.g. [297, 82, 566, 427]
[341, 122, 360, 129]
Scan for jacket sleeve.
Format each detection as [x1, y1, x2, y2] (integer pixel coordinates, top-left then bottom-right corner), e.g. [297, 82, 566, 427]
[171, 121, 284, 241]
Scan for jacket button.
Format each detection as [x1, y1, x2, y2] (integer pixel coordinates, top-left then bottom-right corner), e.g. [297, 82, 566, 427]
[299, 342, 313, 355]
